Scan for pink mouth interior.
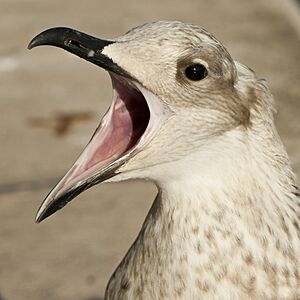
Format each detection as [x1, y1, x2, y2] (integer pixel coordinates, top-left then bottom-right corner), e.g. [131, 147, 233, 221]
[62, 75, 150, 189]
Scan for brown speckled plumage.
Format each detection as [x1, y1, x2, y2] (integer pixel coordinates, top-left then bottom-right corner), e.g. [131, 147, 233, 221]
[101, 21, 300, 299]
[29, 21, 300, 299]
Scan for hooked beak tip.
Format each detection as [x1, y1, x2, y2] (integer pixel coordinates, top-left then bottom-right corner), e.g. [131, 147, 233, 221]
[27, 39, 37, 50]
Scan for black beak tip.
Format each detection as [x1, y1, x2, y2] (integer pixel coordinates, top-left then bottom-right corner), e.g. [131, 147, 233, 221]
[27, 32, 42, 49]
[35, 200, 68, 224]
[27, 27, 70, 50]
[34, 183, 87, 224]
[35, 208, 53, 224]
[34, 205, 61, 224]
[27, 29, 49, 50]
[27, 39, 37, 50]
[35, 216, 42, 224]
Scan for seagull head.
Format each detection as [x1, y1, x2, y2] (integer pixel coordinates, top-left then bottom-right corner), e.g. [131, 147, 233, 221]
[28, 21, 255, 222]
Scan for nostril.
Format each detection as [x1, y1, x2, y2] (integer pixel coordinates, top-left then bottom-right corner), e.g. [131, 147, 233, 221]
[67, 39, 88, 50]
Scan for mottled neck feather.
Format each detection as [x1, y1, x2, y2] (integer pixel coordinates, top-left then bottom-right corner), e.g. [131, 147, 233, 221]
[106, 124, 300, 299]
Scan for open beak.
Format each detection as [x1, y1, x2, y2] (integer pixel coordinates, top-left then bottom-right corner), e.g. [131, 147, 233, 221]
[28, 27, 168, 223]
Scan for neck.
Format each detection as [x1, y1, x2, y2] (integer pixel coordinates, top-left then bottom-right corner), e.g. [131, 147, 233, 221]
[106, 127, 300, 299]
[155, 125, 299, 250]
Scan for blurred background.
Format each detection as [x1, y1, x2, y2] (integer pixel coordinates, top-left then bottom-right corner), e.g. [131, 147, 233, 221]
[0, 0, 299, 299]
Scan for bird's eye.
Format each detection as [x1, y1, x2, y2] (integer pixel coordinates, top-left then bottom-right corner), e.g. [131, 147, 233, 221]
[185, 64, 208, 81]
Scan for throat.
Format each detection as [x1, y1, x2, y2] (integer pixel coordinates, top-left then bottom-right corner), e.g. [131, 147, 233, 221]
[132, 177, 300, 296]
[106, 130, 300, 299]
[155, 169, 299, 254]
[106, 162, 300, 299]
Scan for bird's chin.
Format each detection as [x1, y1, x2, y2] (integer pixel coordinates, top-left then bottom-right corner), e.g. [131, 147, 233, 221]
[35, 73, 170, 223]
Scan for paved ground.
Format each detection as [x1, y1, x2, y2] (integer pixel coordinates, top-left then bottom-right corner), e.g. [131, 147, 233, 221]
[0, 0, 299, 299]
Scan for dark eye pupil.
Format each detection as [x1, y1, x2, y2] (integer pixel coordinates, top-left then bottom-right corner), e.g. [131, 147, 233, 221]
[185, 64, 207, 81]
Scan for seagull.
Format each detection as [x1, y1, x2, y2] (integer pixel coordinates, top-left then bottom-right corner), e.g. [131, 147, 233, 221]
[28, 21, 300, 299]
